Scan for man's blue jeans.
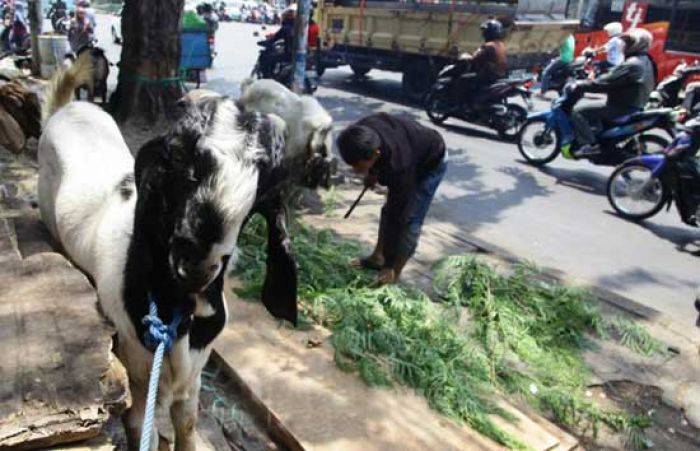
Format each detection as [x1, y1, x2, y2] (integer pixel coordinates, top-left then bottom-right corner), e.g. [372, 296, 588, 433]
[381, 151, 448, 262]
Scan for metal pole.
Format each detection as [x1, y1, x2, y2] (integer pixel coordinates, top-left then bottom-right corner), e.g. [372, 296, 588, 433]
[27, 0, 42, 76]
[291, 0, 311, 93]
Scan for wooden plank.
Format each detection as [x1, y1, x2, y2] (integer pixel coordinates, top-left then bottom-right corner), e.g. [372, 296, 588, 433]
[0, 218, 129, 450]
[215, 282, 505, 451]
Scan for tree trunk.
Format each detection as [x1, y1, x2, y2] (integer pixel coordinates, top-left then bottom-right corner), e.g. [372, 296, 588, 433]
[27, 0, 42, 76]
[110, 0, 184, 123]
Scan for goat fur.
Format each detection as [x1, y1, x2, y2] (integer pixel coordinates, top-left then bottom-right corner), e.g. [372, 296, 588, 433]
[38, 62, 283, 450]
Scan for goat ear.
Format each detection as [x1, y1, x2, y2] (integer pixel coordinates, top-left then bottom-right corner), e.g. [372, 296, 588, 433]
[134, 137, 168, 229]
[258, 113, 286, 167]
[238, 111, 286, 168]
[308, 124, 331, 157]
[259, 200, 298, 325]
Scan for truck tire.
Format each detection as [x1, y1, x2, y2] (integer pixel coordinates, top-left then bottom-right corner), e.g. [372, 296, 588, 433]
[350, 64, 371, 77]
[402, 66, 434, 102]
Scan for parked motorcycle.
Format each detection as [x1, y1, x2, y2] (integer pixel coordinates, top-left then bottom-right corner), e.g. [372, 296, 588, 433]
[251, 39, 318, 94]
[518, 84, 674, 167]
[647, 61, 700, 110]
[424, 59, 533, 140]
[607, 117, 700, 225]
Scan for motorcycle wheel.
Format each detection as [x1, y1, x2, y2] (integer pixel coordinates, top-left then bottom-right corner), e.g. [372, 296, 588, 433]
[607, 164, 667, 221]
[425, 89, 450, 125]
[497, 104, 528, 141]
[518, 118, 560, 166]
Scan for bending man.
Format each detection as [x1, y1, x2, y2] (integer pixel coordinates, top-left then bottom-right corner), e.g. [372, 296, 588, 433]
[337, 113, 448, 286]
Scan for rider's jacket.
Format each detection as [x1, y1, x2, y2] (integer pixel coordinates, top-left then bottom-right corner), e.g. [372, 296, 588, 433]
[580, 52, 655, 114]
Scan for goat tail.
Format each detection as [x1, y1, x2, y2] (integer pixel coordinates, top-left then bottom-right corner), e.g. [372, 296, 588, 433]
[42, 51, 93, 124]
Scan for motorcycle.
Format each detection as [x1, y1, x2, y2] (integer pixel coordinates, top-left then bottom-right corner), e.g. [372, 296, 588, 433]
[251, 39, 318, 94]
[424, 58, 533, 141]
[518, 84, 675, 167]
[647, 61, 700, 110]
[607, 117, 700, 225]
[48, 5, 67, 34]
[539, 52, 597, 95]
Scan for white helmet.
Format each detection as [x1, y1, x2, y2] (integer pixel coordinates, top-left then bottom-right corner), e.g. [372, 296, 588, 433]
[603, 22, 623, 37]
[625, 27, 653, 54]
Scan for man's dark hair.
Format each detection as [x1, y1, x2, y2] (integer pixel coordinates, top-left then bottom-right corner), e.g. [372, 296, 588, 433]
[336, 125, 381, 165]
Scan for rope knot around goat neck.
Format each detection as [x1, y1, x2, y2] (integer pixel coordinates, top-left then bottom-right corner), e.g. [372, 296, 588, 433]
[142, 293, 182, 352]
[139, 294, 183, 451]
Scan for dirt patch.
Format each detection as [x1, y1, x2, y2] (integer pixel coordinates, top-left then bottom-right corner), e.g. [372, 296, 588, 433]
[582, 380, 700, 450]
[0, 142, 38, 219]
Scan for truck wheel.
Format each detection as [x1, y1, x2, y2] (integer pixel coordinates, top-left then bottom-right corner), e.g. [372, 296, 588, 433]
[402, 66, 433, 102]
[350, 64, 371, 77]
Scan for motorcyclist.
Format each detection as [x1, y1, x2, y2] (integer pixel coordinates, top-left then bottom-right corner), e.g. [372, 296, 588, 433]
[570, 28, 655, 157]
[539, 33, 575, 96]
[258, 5, 296, 77]
[67, 6, 93, 53]
[458, 19, 508, 107]
[9, 2, 29, 54]
[601, 22, 625, 68]
[48, 0, 67, 20]
[77, 0, 96, 29]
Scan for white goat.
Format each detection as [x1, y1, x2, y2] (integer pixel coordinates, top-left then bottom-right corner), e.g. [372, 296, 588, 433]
[38, 55, 285, 450]
[187, 79, 335, 187]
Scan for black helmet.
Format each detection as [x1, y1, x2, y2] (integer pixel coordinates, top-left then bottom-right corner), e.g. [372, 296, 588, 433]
[481, 19, 504, 41]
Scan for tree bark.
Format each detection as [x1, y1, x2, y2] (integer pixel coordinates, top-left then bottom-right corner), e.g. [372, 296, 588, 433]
[27, 0, 42, 76]
[110, 0, 184, 123]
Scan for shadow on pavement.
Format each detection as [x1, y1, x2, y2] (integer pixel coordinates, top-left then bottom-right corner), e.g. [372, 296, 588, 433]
[320, 70, 416, 108]
[531, 164, 609, 196]
[318, 94, 422, 124]
[602, 210, 700, 257]
[431, 158, 553, 234]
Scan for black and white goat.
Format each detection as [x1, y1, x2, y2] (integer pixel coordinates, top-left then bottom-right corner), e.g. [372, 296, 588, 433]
[38, 55, 285, 450]
[182, 80, 336, 325]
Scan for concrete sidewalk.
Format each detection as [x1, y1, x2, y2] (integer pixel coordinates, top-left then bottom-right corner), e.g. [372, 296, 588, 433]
[305, 177, 700, 430]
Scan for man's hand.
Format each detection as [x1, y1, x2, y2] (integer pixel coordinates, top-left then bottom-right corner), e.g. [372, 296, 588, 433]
[374, 268, 396, 286]
[364, 173, 378, 189]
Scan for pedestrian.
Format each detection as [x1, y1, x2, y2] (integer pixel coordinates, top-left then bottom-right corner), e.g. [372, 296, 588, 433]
[336, 113, 448, 286]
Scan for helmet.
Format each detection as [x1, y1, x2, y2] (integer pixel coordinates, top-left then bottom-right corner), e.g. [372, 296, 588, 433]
[603, 22, 623, 37]
[480, 19, 504, 42]
[624, 27, 653, 54]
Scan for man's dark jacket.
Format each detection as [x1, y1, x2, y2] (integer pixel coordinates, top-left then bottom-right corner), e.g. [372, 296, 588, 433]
[355, 113, 445, 266]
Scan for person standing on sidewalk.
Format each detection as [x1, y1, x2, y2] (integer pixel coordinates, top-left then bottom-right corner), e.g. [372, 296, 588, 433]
[336, 113, 448, 286]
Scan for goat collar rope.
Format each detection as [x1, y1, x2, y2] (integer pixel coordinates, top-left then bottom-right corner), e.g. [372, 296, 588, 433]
[139, 294, 183, 451]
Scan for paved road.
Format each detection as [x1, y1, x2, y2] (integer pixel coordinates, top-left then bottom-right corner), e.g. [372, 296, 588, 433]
[95, 15, 699, 329]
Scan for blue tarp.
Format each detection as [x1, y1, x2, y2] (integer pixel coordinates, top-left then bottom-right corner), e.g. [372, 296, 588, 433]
[180, 29, 212, 70]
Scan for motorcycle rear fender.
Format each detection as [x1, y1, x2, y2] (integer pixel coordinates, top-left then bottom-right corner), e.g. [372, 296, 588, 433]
[623, 153, 667, 177]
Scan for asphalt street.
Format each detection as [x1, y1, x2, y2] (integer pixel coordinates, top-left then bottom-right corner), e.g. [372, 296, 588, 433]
[95, 15, 699, 329]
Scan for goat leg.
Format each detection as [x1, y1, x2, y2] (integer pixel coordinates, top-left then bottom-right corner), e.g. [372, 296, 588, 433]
[259, 198, 298, 325]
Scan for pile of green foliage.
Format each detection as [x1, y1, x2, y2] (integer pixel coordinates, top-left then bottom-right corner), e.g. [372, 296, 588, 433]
[233, 217, 660, 449]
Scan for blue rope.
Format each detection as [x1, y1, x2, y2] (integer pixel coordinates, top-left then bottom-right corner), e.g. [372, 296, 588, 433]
[139, 294, 182, 451]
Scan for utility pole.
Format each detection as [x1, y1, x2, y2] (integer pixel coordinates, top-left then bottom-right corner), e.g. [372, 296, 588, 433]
[291, 0, 311, 94]
[27, 0, 42, 76]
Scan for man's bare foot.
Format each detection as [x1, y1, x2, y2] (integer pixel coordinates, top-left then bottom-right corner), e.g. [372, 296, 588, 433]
[349, 255, 384, 270]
